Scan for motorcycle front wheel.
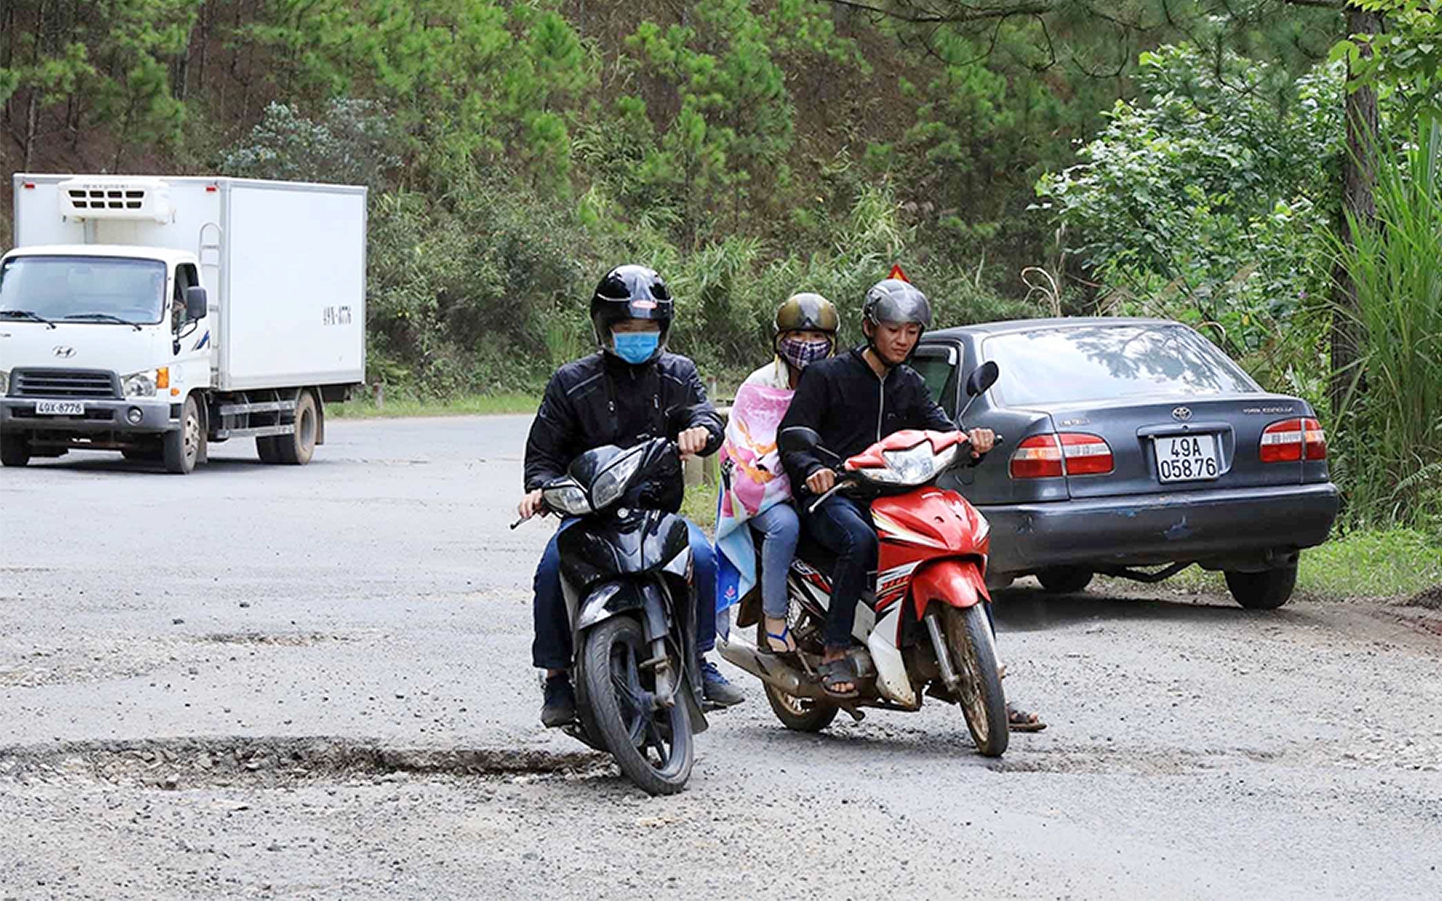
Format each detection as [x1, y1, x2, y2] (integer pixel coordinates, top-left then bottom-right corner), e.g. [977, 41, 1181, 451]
[943, 604, 1009, 757]
[580, 616, 694, 795]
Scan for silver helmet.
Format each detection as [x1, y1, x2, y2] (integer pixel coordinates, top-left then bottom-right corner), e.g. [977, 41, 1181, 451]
[862, 278, 932, 331]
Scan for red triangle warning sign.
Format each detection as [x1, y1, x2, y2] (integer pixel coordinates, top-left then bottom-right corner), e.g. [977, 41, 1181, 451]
[888, 264, 909, 283]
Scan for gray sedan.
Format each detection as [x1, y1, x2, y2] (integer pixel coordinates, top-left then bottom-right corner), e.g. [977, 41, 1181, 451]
[914, 317, 1339, 609]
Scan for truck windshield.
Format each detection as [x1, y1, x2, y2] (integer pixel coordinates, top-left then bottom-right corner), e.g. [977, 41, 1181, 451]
[0, 256, 166, 326]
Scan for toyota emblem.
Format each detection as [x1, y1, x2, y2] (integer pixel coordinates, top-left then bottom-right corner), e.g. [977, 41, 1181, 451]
[52, 345, 76, 358]
[1171, 406, 1192, 422]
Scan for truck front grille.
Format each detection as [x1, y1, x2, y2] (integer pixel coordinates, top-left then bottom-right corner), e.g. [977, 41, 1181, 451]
[11, 369, 119, 399]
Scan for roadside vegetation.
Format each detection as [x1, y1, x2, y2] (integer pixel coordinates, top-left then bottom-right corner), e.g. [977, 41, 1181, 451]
[0, 1, 1436, 576]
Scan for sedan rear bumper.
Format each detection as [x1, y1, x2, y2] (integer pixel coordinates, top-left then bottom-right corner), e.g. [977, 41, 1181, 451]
[979, 482, 1339, 576]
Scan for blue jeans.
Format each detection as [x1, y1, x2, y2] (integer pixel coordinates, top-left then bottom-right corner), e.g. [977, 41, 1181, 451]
[751, 503, 801, 619]
[531, 518, 717, 670]
[801, 495, 877, 650]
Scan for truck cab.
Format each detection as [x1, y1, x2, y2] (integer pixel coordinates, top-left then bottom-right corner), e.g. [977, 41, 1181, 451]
[1, 244, 212, 465]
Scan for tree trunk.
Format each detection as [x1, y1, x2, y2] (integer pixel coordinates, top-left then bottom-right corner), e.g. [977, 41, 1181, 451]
[1329, 4, 1382, 418]
[21, 88, 40, 170]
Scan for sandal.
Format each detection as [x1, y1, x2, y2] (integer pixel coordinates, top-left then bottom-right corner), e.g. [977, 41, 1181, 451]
[817, 656, 860, 700]
[763, 618, 797, 655]
[1007, 703, 1046, 732]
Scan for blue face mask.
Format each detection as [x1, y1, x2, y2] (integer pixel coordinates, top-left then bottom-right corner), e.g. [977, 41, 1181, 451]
[612, 329, 660, 365]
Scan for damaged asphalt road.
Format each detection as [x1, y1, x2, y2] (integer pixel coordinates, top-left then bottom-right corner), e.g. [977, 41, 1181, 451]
[1, 415, 1440, 900]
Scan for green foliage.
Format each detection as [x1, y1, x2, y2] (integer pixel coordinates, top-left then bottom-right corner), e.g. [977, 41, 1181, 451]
[1336, 0, 1442, 123]
[1328, 122, 1442, 532]
[220, 99, 400, 187]
[1036, 45, 1342, 395]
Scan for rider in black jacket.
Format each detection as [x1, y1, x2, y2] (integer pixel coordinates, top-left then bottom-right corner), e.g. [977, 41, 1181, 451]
[517, 265, 744, 726]
[778, 278, 996, 699]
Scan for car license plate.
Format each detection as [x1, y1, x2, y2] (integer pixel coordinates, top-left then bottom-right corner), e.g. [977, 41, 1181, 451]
[35, 400, 85, 416]
[1155, 433, 1219, 483]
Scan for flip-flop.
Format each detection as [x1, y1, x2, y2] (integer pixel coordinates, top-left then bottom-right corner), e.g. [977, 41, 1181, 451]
[817, 657, 860, 699]
[763, 621, 797, 655]
[1008, 703, 1046, 732]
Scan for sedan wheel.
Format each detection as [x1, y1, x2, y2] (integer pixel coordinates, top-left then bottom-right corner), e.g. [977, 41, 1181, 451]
[1037, 567, 1094, 594]
[1224, 565, 1298, 610]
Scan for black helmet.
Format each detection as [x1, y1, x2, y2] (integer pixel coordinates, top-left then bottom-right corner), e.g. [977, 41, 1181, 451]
[591, 264, 674, 362]
[862, 278, 933, 332]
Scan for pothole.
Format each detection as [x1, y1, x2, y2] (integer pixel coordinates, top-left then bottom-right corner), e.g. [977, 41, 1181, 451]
[989, 745, 1284, 776]
[0, 736, 608, 789]
[191, 632, 351, 647]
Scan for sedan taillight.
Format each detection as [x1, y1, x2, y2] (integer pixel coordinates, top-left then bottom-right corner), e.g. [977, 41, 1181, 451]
[1060, 432, 1114, 475]
[1010, 435, 1063, 478]
[1304, 418, 1327, 460]
[1261, 418, 1327, 463]
[1010, 433, 1113, 478]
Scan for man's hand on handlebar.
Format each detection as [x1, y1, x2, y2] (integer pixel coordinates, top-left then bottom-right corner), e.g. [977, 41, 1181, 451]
[517, 488, 546, 521]
[677, 426, 710, 458]
[806, 467, 837, 495]
[965, 427, 996, 458]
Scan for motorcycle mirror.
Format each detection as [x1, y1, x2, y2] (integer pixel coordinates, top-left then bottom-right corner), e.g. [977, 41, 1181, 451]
[965, 361, 999, 397]
[778, 426, 821, 455]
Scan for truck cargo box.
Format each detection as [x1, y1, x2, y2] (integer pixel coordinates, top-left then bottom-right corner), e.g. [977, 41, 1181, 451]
[12, 175, 366, 391]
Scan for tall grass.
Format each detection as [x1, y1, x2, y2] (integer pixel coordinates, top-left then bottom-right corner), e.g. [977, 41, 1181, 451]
[1331, 123, 1442, 532]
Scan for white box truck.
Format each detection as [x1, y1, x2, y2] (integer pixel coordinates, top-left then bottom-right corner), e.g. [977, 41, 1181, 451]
[0, 174, 366, 473]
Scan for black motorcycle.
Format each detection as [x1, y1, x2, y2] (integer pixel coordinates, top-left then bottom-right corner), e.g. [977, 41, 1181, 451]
[522, 433, 708, 795]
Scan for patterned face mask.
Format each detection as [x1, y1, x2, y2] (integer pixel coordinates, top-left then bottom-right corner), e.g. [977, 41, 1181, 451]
[778, 335, 833, 370]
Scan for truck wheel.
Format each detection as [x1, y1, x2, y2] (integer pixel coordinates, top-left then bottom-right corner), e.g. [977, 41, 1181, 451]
[163, 396, 202, 474]
[274, 391, 318, 465]
[0, 433, 30, 467]
[1225, 565, 1297, 610]
[1037, 567, 1093, 594]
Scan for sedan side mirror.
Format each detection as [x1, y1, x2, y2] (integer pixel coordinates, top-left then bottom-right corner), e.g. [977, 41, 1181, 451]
[965, 360, 999, 397]
[185, 286, 208, 321]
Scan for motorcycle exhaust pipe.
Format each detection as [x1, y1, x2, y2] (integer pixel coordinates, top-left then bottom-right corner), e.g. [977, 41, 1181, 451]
[716, 637, 828, 701]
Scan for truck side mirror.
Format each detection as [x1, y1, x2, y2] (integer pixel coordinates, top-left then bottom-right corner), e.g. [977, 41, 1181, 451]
[185, 286, 208, 321]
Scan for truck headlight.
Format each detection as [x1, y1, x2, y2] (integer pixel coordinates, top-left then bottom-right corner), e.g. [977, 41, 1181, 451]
[0, 370, 8, 395]
[122, 370, 157, 397]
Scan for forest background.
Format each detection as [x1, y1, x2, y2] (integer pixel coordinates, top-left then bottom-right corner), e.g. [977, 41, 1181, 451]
[0, 0, 1437, 540]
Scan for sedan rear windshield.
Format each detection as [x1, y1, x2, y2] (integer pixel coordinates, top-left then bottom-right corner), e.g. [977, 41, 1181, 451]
[983, 324, 1258, 407]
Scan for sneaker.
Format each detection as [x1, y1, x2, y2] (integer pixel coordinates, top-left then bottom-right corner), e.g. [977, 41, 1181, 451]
[541, 674, 576, 727]
[700, 658, 745, 707]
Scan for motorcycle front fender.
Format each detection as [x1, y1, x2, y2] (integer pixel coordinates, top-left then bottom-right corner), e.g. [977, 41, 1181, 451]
[576, 578, 669, 639]
[909, 558, 991, 623]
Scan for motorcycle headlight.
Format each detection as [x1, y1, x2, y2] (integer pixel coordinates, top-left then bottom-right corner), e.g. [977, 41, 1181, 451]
[543, 481, 592, 517]
[122, 370, 157, 397]
[590, 446, 646, 510]
[869, 442, 959, 486]
[0, 370, 8, 395]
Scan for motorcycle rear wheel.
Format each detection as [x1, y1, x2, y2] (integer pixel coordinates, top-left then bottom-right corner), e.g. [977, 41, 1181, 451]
[581, 616, 694, 795]
[756, 623, 839, 731]
[943, 605, 1009, 757]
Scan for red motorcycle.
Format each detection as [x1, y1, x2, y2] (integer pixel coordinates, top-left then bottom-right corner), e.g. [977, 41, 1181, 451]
[717, 362, 1009, 755]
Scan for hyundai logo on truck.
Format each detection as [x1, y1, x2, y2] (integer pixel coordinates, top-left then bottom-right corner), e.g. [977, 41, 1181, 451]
[52, 345, 75, 358]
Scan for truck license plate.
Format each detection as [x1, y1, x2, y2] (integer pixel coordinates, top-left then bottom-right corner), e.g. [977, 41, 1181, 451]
[1155, 434, 1219, 483]
[35, 401, 85, 416]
